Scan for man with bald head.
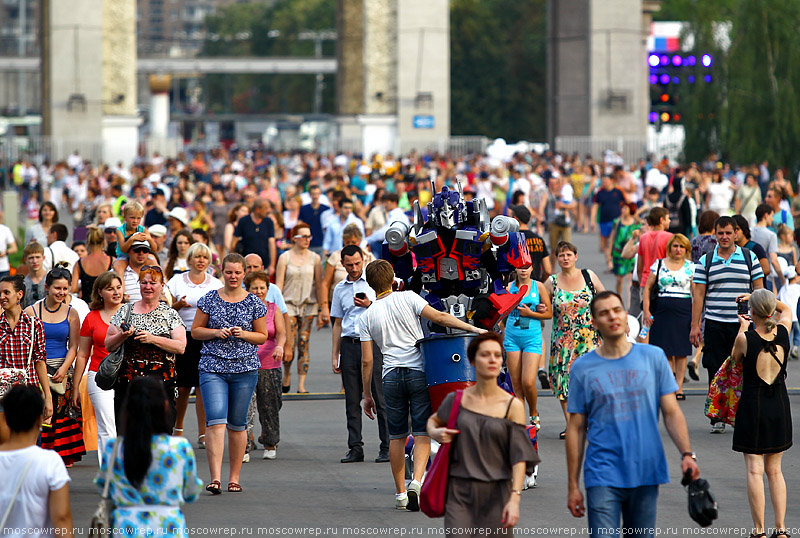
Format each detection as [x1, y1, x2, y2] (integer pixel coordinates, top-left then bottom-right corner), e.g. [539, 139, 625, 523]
[232, 199, 277, 275]
[244, 251, 289, 329]
[245, 253, 264, 274]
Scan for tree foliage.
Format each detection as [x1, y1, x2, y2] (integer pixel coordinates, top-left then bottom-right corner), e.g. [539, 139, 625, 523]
[450, 0, 547, 141]
[657, 0, 800, 171]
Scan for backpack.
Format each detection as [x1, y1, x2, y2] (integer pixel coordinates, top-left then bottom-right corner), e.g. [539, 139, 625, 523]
[704, 246, 755, 293]
[665, 193, 687, 232]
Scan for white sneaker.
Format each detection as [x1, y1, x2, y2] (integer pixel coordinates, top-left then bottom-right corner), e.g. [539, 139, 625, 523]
[523, 465, 539, 490]
[242, 452, 250, 463]
[263, 449, 276, 460]
[395, 493, 408, 510]
[710, 423, 726, 434]
[407, 480, 421, 512]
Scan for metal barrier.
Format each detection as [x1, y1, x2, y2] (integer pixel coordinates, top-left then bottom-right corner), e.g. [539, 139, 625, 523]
[555, 136, 649, 161]
[0, 135, 103, 165]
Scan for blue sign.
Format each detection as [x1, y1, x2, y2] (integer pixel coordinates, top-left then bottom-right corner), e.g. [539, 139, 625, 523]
[413, 115, 435, 129]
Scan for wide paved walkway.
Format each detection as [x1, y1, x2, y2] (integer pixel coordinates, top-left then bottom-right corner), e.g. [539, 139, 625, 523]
[64, 229, 798, 536]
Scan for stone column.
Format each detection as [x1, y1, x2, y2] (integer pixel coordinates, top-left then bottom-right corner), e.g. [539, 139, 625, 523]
[102, 0, 140, 167]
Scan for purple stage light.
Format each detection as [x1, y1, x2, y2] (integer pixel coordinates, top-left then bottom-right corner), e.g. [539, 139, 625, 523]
[672, 76, 680, 84]
[649, 74, 658, 84]
[649, 112, 658, 123]
[688, 75, 695, 84]
[704, 74, 712, 83]
[702, 54, 712, 67]
[672, 55, 682, 66]
[686, 55, 697, 66]
[649, 54, 660, 67]
[660, 55, 670, 66]
[659, 73, 671, 85]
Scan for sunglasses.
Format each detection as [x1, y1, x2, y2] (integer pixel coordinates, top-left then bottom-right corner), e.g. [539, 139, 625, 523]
[132, 248, 150, 253]
[140, 265, 163, 274]
[294, 234, 312, 239]
[49, 266, 72, 279]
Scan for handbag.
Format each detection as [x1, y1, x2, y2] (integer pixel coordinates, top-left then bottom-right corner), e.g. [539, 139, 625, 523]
[89, 438, 121, 535]
[420, 389, 463, 518]
[95, 304, 133, 391]
[681, 470, 718, 527]
[704, 356, 743, 426]
[648, 259, 662, 313]
[0, 318, 36, 400]
[0, 458, 33, 530]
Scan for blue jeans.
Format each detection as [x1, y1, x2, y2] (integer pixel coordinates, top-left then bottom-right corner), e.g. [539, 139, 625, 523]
[382, 367, 432, 439]
[586, 485, 659, 537]
[792, 322, 800, 349]
[199, 370, 258, 431]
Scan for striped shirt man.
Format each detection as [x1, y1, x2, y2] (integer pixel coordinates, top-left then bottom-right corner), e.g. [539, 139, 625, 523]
[694, 245, 763, 323]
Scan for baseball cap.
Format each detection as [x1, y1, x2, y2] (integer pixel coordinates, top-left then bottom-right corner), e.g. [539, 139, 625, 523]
[148, 224, 167, 237]
[131, 240, 151, 252]
[104, 217, 122, 230]
[785, 266, 797, 280]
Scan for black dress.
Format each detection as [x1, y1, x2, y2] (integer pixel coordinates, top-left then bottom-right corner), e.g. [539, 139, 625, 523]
[732, 325, 793, 454]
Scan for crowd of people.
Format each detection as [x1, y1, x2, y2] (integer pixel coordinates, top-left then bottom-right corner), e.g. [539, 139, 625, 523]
[0, 147, 795, 537]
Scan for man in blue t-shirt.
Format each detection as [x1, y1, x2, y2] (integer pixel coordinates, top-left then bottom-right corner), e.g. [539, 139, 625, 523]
[298, 184, 330, 258]
[591, 176, 627, 270]
[566, 291, 700, 537]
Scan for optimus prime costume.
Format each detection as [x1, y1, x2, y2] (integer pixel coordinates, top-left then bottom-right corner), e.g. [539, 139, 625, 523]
[381, 180, 532, 409]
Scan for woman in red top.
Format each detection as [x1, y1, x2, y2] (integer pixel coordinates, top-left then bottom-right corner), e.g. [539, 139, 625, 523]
[71, 271, 125, 465]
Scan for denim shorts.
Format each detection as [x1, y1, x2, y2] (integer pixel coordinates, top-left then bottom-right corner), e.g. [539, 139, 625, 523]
[382, 367, 432, 440]
[199, 370, 258, 431]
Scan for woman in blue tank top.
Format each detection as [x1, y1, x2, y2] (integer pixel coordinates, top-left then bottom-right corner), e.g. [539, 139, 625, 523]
[502, 264, 552, 431]
[25, 267, 84, 465]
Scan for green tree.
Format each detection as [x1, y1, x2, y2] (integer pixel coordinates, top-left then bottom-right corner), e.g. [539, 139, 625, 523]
[450, 0, 547, 141]
[657, 0, 800, 171]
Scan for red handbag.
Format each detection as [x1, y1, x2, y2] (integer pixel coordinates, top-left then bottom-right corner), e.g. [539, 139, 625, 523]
[420, 389, 463, 518]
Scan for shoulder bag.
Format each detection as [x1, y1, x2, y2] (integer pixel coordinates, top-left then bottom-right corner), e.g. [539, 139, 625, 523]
[89, 438, 122, 536]
[0, 317, 36, 400]
[648, 259, 663, 313]
[95, 304, 133, 391]
[0, 457, 33, 530]
[420, 389, 463, 518]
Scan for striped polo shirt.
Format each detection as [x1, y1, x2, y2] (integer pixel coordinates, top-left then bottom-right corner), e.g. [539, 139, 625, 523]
[694, 245, 763, 323]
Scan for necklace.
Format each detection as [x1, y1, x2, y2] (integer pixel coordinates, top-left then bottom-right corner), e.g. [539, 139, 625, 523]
[377, 290, 392, 299]
[43, 300, 62, 313]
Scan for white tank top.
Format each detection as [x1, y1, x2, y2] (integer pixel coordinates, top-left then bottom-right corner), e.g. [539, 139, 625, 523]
[123, 264, 141, 302]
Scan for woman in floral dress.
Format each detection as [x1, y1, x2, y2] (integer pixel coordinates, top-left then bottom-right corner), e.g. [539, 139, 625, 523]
[544, 241, 603, 440]
[96, 376, 202, 535]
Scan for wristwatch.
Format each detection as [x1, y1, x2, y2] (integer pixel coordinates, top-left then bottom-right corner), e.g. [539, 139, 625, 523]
[681, 451, 697, 461]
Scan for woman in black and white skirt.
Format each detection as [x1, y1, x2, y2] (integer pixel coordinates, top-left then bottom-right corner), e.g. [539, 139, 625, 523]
[642, 233, 694, 400]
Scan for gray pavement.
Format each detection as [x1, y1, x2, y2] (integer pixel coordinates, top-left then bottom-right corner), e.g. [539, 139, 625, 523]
[63, 229, 799, 537]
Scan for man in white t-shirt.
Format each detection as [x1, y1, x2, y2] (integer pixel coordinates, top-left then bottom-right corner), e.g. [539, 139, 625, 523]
[0, 386, 73, 537]
[358, 260, 485, 511]
[0, 210, 18, 278]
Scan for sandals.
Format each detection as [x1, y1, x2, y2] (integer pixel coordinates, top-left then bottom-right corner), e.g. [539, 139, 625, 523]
[559, 430, 566, 440]
[172, 428, 184, 437]
[205, 480, 221, 495]
[769, 531, 791, 538]
[676, 393, 686, 401]
[227, 482, 243, 493]
[197, 435, 206, 449]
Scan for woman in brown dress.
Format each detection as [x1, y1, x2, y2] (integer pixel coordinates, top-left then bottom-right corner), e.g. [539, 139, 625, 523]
[427, 333, 539, 536]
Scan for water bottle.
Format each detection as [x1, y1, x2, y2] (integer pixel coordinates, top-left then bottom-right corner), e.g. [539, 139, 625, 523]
[638, 316, 654, 339]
